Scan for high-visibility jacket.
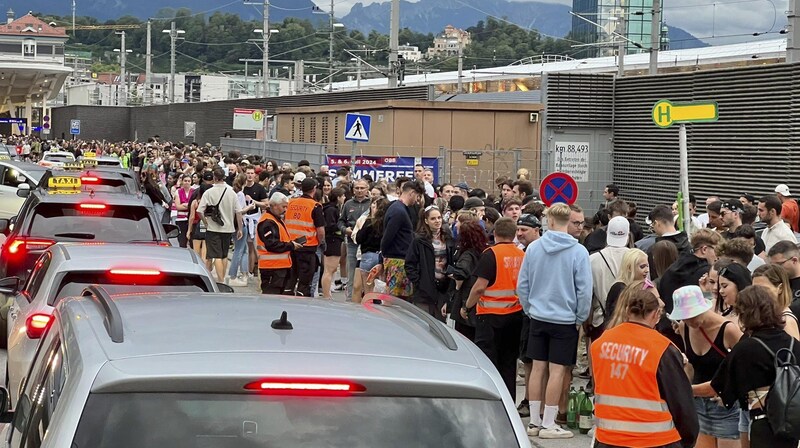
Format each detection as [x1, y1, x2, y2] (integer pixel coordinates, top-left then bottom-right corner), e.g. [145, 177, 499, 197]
[256, 212, 292, 269]
[285, 196, 320, 247]
[477, 242, 524, 315]
[591, 322, 681, 448]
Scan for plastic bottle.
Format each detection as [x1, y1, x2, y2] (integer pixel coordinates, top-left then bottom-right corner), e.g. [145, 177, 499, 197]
[566, 386, 578, 429]
[579, 391, 594, 434]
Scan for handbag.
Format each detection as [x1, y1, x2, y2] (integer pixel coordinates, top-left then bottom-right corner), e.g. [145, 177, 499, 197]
[205, 189, 227, 226]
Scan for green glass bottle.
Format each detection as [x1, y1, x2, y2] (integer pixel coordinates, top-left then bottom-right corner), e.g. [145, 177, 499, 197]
[566, 386, 578, 429]
[578, 391, 594, 434]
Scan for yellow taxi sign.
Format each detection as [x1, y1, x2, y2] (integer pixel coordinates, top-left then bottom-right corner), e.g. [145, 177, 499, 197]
[83, 151, 96, 158]
[81, 159, 98, 167]
[62, 162, 83, 170]
[652, 100, 718, 128]
[0, 155, 10, 160]
[48, 176, 81, 189]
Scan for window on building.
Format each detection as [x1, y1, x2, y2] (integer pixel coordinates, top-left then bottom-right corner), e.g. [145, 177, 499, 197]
[23, 38, 35, 57]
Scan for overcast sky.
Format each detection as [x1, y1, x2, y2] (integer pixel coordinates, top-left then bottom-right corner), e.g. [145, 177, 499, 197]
[317, 0, 790, 45]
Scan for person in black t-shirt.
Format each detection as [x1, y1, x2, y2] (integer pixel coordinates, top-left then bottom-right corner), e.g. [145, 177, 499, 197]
[242, 166, 269, 276]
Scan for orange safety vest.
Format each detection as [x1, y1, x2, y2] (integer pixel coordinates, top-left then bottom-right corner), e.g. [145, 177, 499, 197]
[285, 196, 320, 247]
[477, 243, 524, 315]
[590, 322, 682, 448]
[256, 212, 292, 269]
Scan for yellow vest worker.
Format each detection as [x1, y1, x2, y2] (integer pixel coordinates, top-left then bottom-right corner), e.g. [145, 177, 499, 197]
[477, 243, 524, 315]
[256, 193, 301, 295]
[286, 196, 320, 247]
[256, 212, 292, 270]
[590, 289, 698, 448]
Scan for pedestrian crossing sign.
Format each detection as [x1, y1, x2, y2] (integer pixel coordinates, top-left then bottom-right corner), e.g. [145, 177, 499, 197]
[344, 113, 371, 142]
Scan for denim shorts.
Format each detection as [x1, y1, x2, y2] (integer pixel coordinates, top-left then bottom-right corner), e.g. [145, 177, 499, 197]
[359, 252, 380, 272]
[739, 409, 750, 434]
[694, 397, 740, 439]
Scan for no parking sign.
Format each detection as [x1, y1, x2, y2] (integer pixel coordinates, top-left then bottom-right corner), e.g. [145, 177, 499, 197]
[539, 172, 579, 206]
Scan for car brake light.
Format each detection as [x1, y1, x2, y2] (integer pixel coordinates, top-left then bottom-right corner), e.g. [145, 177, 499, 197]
[78, 203, 107, 210]
[244, 379, 366, 395]
[80, 176, 99, 183]
[6, 238, 55, 254]
[25, 313, 52, 339]
[109, 268, 162, 276]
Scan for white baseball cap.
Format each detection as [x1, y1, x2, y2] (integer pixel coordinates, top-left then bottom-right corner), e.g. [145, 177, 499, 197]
[293, 172, 306, 184]
[776, 184, 792, 197]
[606, 216, 630, 248]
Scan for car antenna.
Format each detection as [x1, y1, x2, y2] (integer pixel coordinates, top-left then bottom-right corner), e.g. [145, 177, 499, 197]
[271, 311, 293, 330]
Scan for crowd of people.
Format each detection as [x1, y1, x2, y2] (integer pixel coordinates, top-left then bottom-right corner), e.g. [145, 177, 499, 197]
[15, 135, 800, 447]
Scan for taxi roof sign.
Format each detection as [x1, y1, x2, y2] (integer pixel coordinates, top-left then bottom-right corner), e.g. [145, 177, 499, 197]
[48, 176, 81, 189]
[83, 151, 96, 158]
[62, 162, 84, 171]
[652, 100, 718, 128]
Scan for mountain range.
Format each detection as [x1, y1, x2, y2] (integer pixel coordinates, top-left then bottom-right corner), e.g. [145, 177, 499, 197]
[23, 0, 708, 49]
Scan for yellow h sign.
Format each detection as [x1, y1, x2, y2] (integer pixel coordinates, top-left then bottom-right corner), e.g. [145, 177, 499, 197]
[652, 100, 718, 128]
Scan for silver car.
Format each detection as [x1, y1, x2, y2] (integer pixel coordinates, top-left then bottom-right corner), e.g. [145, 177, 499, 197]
[0, 161, 46, 219]
[0, 243, 227, 408]
[0, 291, 530, 447]
[37, 151, 75, 169]
[77, 155, 123, 168]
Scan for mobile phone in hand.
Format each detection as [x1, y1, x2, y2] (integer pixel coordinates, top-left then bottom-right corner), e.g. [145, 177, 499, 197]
[294, 236, 307, 245]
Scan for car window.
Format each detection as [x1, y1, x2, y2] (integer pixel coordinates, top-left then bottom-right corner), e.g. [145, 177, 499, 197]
[72, 394, 519, 448]
[45, 154, 74, 163]
[22, 253, 52, 302]
[10, 329, 65, 448]
[50, 272, 211, 305]
[2, 168, 31, 188]
[27, 204, 156, 242]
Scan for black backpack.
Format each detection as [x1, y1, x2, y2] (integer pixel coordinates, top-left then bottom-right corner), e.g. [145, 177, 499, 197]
[752, 337, 800, 439]
[204, 189, 227, 227]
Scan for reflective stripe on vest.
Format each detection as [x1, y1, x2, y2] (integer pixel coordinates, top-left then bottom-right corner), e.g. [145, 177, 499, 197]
[256, 212, 292, 269]
[591, 322, 681, 448]
[477, 243, 524, 315]
[285, 197, 320, 246]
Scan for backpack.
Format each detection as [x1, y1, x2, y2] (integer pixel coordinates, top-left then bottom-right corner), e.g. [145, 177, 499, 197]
[752, 337, 800, 439]
[204, 189, 227, 227]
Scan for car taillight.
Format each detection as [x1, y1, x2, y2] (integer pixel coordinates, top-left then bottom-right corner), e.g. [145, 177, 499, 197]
[80, 176, 99, 183]
[5, 238, 55, 255]
[244, 379, 366, 396]
[25, 313, 51, 339]
[78, 203, 106, 210]
[109, 268, 161, 276]
[157, 241, 172, 247]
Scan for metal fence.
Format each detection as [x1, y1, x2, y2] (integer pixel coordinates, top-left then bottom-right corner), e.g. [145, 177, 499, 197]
[440, 147, 522, 192]
[220, 138, 325, 167]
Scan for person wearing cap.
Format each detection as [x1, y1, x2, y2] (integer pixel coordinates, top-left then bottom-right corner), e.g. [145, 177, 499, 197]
[514, 213, 541, 417]
[591, 286, 698, 448]
[462, 197, 485, 218]
[759, 195, 797, 253]
[669, 285, 743, 447]
[455, 182, 470, 199]
[461, 218, 526, 403]
[775, 184, 799, 232]
[739, 193, 757, 206]
[588, 216, 632, 337]
[284, 178, 325, 297]
[291, 172, 306, 198]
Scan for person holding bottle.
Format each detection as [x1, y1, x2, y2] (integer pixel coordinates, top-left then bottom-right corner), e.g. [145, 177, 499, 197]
[591, 288, 698, 448]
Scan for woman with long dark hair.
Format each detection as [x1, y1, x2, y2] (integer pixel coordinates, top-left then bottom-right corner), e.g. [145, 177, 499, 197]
[353, 198, 389, 303]
[446, 220, 488, 340]
[173, 174, 193, 248]
[405, 205, 455, 321]
[321, 187, 346, 299]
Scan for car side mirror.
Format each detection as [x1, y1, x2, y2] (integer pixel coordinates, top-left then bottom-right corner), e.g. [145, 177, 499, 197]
[163, 223, 179, 239]
[0, 386, 11, 422]
[0, 218, 8, 234]
[217, 282, 235, 293]
[0, 277, 21, 295]
[16, 183, 30, 198]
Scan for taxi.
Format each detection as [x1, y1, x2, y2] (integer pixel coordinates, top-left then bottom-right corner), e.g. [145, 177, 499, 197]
[0, 243, 232, 407]
[77, 154, 123, 168]
[0, 143, 17, 161]
[0, 177, 176, 280]
[37, 151, 75, 169]
[0, 162, 46, 219]
[0, 291, 530, 447]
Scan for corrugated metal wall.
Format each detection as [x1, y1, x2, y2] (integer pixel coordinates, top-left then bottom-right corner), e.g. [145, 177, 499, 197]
[52, 85, 433, 145]
[613, 63, 799, 214]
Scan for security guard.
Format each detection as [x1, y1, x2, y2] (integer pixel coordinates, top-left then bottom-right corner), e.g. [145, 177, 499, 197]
[284, 177, 325, 297]
[256, 192, 302, 294]
[462, 217, 525, 400]
[591, 288, 698, 448]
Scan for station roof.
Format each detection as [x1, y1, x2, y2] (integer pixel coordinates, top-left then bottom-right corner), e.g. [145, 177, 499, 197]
[0, 13, 68, 38]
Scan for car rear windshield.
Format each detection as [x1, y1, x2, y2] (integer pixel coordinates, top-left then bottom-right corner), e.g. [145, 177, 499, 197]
[50, 273, 211, 305]
[96, 159, 122, 167]
[45, 154, 74, 163]
[72, 393, 518, 448]
[28, 204, 156, 242]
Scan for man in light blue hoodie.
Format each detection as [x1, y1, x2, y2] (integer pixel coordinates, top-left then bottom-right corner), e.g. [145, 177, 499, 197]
[517, 202, 592, 439]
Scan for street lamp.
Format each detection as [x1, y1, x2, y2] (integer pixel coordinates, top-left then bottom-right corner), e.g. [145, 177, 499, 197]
[253, 28, 279, 97]
[162, 23, 185, 103]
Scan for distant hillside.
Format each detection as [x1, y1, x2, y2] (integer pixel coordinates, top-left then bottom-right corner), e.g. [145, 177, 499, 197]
[667, 25, 710, 50]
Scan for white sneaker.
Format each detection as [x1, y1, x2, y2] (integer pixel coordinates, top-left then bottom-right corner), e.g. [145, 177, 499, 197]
[223, 276, 231, 285]
[526, 423, 541, 437]
[228, 277, 248, 287]
[538, 426, 574, 439]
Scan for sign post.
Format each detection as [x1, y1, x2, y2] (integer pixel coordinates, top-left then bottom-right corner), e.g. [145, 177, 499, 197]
[344, 113, 371, 168]
[652, 100, 718, 233]
[70, 119, 81, 139]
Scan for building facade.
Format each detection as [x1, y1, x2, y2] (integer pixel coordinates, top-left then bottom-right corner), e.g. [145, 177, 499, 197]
[426, 25, 471, 59]
[399, 45, 423, 62]
[571, 0, 664, 58]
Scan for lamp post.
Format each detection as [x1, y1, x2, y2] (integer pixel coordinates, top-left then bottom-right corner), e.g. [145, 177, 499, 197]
[162, 23, 185, 103]
[253, 28, 279, 97]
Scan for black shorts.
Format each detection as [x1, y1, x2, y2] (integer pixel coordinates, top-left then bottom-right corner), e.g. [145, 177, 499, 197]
[519, 315, 532, 363]
[527, 318, 579, 366]
[324, 238, 343, 257]
[205, 231, 233, 260]
[191, 222, 205, 241]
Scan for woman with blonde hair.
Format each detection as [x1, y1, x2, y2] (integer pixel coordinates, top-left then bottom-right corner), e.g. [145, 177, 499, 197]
[604, 248, 649, 321]
[516, 167, 530, 180]
[752, 264, 800, 340]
